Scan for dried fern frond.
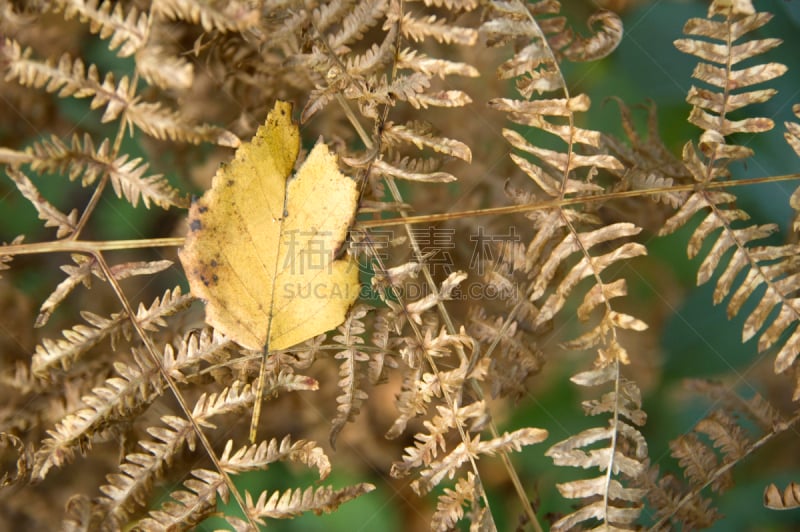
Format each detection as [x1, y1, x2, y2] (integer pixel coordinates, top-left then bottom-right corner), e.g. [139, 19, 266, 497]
[243, 482, 376, 523]
[413, 426, 546, 496]
[685, 379, 787, 432]
[329, 305, 370, 448]
[372, 156, 457, 183]
[31, 349, 162, 480]
[530, 221, 647, 331]
[786, 103, 800, 232]
[397, 10, 478, 46]
[660, 186, 800, 385]
[787, 103, 800, 158]
[546, 362, 648, 531]
[3, 41, 237, 147]
[123, 100, 240, 147]
[480, 4, 647, 384]
[219, 436, 331, 479]
[396, 47, 479, 79]
[640, 463, 723, 530]
[96, 382, 252, 526]
[382, 121, 472, 162]
[644, 382, 798, 529]
[3, 41, 133, 123]
[467, 307, 543, 400]
[134, 40, 194, 91]
[137, 469, 227, 530]
[328, 0, 389, 52]
[432, 471, 480, 531]
[28, 133, 188, 209]
[31, 327, 234, 481]
[0, 432, 32, 488]
[52, 0, 149, 57]
[482, 1, 622, 96]
[602, 99, 692, 211]
[674, 0, 786, 170]
[32, 286, 191, 377]
[5, 167, 78, 239]
[765, 481, 800, 510]
[408, 0, 479, 11]
[0, 235, 25, 279]
[392, 400, 487, 480]
[391, 396, 546, 529]
[152, 0, 260, 32]
[37, 256, 171, 328]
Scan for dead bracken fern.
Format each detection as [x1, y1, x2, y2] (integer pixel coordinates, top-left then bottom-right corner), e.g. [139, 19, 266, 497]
[0, 0, 800, 530]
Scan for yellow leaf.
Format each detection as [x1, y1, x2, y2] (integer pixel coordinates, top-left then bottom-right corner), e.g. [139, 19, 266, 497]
[179, 101, 360, 351]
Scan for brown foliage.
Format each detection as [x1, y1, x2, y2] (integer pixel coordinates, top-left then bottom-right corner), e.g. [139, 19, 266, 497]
[1, 0, 800, 530]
